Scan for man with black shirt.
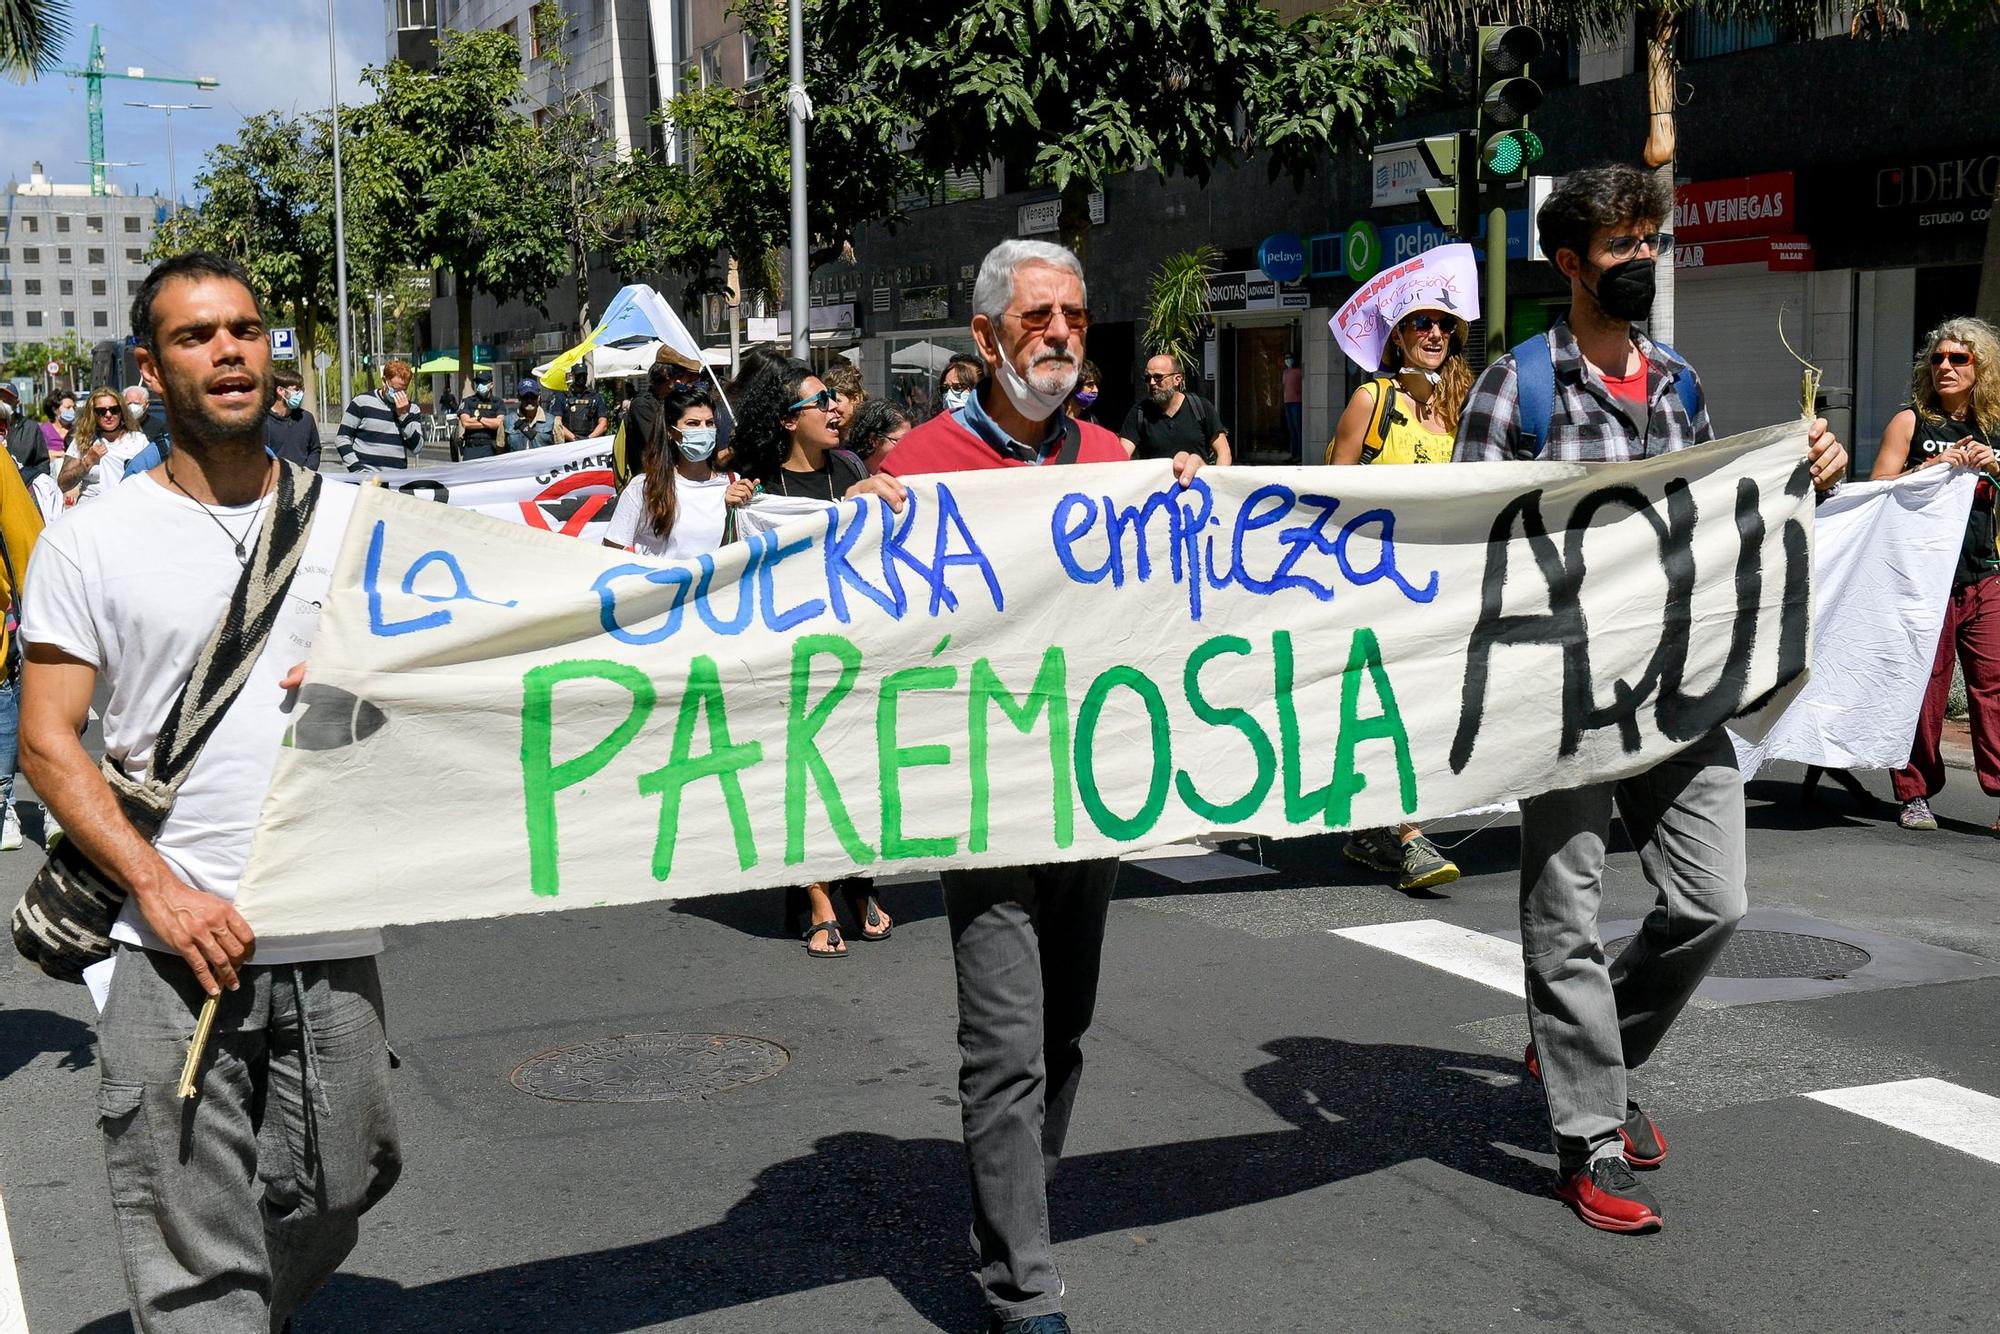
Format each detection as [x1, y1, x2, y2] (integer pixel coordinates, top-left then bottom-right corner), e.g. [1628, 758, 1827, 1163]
[456, 371, 506, 459]
[264, 368, 320, 471]
[549, 364, 608, 443]
[0, 386, 49, 486]
[1119, 354, 1231, 464]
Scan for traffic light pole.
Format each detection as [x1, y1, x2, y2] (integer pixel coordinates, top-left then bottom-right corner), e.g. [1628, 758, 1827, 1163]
[1485, 196, 1508, 360]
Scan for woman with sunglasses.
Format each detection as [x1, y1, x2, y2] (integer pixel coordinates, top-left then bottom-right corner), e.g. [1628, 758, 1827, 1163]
[1323, 295, 1472, 892]
[732, 358, 907, 956]
[1868, 317, 2000, 833]
[65, 386, 153, 504]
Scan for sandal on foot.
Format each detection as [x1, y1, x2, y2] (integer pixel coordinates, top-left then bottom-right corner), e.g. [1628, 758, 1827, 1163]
[802, 919, 847, 959]
[850, 894, 892, 942]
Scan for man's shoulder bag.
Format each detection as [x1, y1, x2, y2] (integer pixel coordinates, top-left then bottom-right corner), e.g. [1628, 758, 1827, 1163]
[10, 461, 324, 983]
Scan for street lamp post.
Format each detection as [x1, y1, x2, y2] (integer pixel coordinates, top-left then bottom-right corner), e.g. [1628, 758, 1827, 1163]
[786, 0, 808, 361]
[123, 102, 210, 217]
[326, 0, 353, 410]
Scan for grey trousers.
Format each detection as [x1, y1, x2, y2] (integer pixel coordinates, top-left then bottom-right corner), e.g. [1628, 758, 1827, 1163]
[96, 946, 402, 1333]
[1517, 728, 1747, 1174]
[943, 859, 1119, 1322]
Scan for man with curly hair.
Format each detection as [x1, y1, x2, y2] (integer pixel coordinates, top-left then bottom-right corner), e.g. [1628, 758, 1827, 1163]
[1455, 163, 1848, 1235]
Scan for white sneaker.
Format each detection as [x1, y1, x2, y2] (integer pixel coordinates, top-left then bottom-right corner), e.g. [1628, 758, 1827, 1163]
[42, 805, 60, 841]
[1, 805, 21, 851]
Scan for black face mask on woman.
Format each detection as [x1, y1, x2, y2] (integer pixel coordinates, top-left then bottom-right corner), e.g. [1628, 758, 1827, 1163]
[1585, 256, 1656, 324]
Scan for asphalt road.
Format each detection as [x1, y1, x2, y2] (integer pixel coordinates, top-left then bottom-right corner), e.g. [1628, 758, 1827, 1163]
[2, 761, 1997, 1334]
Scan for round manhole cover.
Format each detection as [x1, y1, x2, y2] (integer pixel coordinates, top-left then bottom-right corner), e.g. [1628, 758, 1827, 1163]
[510, 1031, 790, 1104]
[1604, 929, 1870, 980]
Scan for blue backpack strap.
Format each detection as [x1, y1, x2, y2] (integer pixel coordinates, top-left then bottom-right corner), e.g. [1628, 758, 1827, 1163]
[1510, 333, 1555, 458]
[1649, 339, 1702, 425]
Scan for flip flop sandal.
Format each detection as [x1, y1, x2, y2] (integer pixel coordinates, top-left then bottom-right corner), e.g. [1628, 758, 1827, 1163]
[853, 898, 892, 942]
[802, 919, 847, 959]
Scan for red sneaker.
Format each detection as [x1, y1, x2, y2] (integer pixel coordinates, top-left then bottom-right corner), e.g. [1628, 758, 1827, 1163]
[1556, 1158, 1663, 1233]
[1525, 1046, 1668, 1169]
[1621, 1102, 1667, 1169]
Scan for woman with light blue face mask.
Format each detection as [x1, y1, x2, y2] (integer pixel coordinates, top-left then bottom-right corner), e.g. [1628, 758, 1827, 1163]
[601, 384, 752, 561]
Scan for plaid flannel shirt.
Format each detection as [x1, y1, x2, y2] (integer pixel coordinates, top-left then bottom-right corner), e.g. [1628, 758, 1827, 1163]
[1453, 318, 1714, 464]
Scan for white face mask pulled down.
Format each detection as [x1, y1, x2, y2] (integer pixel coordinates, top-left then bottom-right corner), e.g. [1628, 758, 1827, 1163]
[995, 352, 1078, 422]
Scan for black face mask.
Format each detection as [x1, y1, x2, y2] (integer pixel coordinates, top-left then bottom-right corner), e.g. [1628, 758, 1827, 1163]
[1586, 256, 1656, 323]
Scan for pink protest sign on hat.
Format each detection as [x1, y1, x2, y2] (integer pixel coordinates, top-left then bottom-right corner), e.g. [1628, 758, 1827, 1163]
[1330, 243, 1481, 374]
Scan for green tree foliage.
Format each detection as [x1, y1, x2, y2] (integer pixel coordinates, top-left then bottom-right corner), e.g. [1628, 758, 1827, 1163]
[1146, 247, 1223, 368]
[531, 3, 626, 337]
[362, 28, 565, 390]
[609, 0, 922, 306]
[0, 0, 68, 81]
[813, 0, 1432, 253]
[150, 109, 388, 405]
[3, 334, 91, 387]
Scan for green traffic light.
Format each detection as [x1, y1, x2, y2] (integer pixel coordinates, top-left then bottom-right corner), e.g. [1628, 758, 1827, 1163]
[1486, 135, 1523, 175]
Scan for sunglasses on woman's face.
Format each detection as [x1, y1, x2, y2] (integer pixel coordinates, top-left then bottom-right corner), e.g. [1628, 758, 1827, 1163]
[1930, 351, 1972, 368]
[1401, 314, 1449, 334]
[786, 388, 836, 414]
[96, 404, 123, 417]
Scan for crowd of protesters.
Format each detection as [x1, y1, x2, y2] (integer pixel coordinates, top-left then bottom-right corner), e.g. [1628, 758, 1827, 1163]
[3, 157, 1999, 1334]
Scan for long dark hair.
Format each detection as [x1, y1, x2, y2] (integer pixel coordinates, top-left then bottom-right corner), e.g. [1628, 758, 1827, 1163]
[641, 384, 715, 543]
[729, 358, 817, 486]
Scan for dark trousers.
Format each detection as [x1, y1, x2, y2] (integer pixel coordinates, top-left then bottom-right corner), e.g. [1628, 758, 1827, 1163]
[943, 859, 1118, 1322]
[1894, 573, 2000, 801]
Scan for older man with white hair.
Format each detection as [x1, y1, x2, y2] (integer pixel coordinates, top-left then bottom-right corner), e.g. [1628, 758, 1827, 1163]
[877, 240, 1201, 1334]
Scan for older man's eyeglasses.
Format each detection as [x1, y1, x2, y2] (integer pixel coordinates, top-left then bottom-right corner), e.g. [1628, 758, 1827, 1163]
[1601, 231, 1670, 261]
[1930, 351, 1972, 367]
[785, 388, 837, 414]
[1005, 305, 1090, 334]
[1144, 370, 1182, 384]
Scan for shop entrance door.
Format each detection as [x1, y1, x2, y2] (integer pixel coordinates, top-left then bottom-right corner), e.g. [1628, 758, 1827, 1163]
[1220, 320, 1298, 463]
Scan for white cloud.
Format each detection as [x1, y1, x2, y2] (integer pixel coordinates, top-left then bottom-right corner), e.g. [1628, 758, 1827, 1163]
[0, 0, 383, 199]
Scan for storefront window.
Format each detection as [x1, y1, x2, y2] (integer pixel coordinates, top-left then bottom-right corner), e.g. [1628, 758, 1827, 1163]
[885, 334, 979, 420]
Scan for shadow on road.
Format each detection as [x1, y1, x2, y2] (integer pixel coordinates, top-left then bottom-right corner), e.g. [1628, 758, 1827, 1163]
[0, 1005, 94, 1080]
[55, 1039, 1551, 1333]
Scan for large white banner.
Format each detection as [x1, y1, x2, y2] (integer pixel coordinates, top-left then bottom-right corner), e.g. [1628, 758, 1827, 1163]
[1733, 465, 1975, 776]
[333, 437, 618, 541]
[238, 423, 1815, 936]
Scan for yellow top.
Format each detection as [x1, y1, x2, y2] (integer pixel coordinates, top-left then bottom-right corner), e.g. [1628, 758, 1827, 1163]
[1360, 381, 1454, 465]
[0, 451, 45, 663]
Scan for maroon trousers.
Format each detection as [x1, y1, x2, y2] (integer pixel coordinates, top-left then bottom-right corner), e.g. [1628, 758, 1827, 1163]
[1894, 573, 2000, 802]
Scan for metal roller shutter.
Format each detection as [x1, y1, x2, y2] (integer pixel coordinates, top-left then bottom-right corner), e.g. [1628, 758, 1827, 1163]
[1665, 266, 1810, 437]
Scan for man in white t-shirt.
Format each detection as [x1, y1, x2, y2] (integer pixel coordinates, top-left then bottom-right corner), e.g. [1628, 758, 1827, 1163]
[19, 252, 398, 1331]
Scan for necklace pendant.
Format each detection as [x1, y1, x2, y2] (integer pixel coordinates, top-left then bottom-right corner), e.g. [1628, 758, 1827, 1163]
[234, 541, 246, 560]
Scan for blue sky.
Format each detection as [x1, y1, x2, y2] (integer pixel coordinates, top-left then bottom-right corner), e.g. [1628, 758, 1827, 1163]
[0, 1, 380, 202]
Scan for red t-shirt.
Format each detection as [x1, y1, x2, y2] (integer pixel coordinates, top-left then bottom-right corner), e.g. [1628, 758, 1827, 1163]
[1601, 362, 1648, 408]
[876, 410, 1128, 476]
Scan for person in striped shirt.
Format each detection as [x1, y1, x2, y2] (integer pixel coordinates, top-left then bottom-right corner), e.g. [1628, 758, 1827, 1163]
[335, 359, 425, 471]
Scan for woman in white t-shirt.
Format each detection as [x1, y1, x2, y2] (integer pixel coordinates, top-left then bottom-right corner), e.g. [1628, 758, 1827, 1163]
[602, 384, 753, 559]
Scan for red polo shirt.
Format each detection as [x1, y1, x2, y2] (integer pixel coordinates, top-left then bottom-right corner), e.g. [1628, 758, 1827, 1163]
[876, 410, 1129, 476]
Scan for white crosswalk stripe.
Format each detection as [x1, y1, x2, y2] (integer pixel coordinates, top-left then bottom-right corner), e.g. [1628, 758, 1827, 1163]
[1805, 1078, 2000, 1167]
[1331, 919, 1526, 998]
[0, 1180, 28, 1333]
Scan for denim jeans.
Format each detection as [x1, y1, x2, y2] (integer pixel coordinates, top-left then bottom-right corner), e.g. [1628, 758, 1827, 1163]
[96, 946, 402, 1332]
[0, 671, 19, 811]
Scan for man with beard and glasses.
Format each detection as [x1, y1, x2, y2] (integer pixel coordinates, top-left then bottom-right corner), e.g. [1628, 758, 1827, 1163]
[1454, 164, 1847, 1235]
[875, 239, 1202, 1334]
[18, 252, 399, 1330]
[1119, 353, 1231, 465]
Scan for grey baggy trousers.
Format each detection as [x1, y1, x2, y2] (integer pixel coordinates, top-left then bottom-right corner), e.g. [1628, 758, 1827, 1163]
[96, 946, 402, 1333]
[1517, 728, 1747, 1173]
[943, 859, 1119, 1323]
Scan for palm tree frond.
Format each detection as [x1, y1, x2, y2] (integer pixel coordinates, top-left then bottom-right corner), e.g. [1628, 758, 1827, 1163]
[0, 0, 71, 83]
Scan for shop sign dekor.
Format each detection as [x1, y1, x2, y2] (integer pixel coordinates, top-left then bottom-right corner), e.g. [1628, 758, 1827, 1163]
[1875, 152, 1999, 229]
